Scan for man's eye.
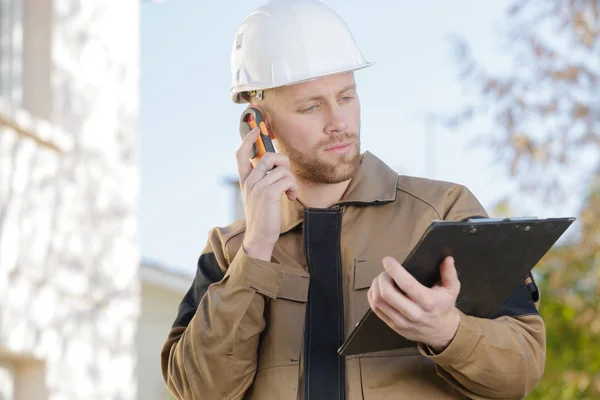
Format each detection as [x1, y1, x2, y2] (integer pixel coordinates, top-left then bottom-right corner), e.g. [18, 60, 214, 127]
[341, 96, 353, 102]
[303, 105, 318, 113]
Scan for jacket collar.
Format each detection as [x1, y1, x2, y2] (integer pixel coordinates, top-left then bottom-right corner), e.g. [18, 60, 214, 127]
[280, 151, 398, 234]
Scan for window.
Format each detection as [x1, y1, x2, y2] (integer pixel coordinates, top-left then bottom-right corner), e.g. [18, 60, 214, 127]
[0, 0, 52, 121]
[0, 0, 23, 105]
[22, 0, 52, 120]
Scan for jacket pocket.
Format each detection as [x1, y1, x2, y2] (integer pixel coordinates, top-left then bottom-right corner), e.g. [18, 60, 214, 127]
[359, 353, 465, 399]
[257, 270, 309, 372]
[351, 257, 381, 331]
[352, 251, 422, 328]
[352, 250, 412, 291]
[245, 364, 301, 400]
[350, 255, 423, 358]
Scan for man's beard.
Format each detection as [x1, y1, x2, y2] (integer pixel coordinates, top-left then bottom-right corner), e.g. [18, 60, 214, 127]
[275, 131, 361, 184]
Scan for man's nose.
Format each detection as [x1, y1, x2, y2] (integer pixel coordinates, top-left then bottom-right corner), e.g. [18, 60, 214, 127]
[324, 104, 348, 135]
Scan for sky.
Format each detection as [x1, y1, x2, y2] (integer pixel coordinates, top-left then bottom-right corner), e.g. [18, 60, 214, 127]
[139, 0, 578, 274]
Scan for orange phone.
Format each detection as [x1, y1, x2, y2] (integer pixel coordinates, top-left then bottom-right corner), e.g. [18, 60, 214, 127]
[239, 107, 276, 167]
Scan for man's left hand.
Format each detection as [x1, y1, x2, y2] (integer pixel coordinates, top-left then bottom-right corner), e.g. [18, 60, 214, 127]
[367, 256, 461, 353]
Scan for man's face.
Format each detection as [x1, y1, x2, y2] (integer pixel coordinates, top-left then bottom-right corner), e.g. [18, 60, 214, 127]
[261, 72, 361, 184]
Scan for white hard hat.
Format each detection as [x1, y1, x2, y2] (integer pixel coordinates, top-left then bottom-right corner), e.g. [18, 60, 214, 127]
[230, 0, 373, 103]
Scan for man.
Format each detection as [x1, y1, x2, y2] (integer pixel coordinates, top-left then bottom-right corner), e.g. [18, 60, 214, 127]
[161, 1, 546, 399]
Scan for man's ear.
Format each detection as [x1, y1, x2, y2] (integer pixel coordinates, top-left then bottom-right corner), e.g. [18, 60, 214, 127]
[262, 110, 276, 140]
[247, 103, 276, 139]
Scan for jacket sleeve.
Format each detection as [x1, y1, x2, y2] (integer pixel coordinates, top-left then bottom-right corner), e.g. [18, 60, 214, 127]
[419, 184, 546, 399]
[160, 227, 285, 400]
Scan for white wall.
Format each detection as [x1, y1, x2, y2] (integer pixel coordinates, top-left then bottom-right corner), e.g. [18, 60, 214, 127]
[0, 0, 140, 399]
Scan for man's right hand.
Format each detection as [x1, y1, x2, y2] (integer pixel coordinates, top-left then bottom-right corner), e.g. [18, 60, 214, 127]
[236, 127, 299, 262]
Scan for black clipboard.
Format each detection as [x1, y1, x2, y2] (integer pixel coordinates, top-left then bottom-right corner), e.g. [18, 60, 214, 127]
[338, 216, 575, 356]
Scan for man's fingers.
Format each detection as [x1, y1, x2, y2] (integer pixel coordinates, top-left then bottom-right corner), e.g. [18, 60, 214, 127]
[236, 127, 261, 183]
[382, 257, 432, 310]
[377, 272, 423, 322]
[270, 176, 299, 201]
[440, 256, 460, 295]
[369, 277, 411, 331]
[254, 164, 292, 190]
[245, 153, 291, 189]
[367, 276, 378, 307]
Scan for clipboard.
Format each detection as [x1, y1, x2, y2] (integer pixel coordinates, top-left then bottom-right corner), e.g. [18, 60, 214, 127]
[338, 216, 575, 356]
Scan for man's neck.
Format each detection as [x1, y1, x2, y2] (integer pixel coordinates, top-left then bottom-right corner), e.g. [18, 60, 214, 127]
[296, 178, 352, 209]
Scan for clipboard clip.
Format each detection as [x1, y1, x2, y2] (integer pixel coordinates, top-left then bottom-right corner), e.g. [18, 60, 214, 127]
[465, 216, 538, 223]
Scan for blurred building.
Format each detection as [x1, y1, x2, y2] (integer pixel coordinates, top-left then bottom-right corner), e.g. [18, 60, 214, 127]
[137, 261, 192, 400]
[224, 177, 245, 221]
[0, 0, 140, 398]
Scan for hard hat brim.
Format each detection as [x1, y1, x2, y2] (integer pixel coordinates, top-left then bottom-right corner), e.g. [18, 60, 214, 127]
[231, 61, 375, 104]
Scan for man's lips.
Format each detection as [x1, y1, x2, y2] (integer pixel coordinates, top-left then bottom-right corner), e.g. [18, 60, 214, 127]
[325, 142, 353, 151]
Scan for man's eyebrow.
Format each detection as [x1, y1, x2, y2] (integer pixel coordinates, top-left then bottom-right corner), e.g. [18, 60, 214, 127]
[294, 84, 357, 105]
[337, 84, 356, 95]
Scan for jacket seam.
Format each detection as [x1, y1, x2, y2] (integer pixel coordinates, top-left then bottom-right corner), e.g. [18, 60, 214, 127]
[303, 212, 312, 399]
[497, 312, 541, 319]
[222, 228, 247, 266]
[335, 210, 344, 400]
[453, 330, 480, 365]
[198, 250, 228, 274]
[442, 184, 467, 216]
[256, 362, 300, 372]
[358, 358, 365, 399]
[395, 186, 443, 219]
[224, 290, 257, 399]
[356, 347, 421, 358]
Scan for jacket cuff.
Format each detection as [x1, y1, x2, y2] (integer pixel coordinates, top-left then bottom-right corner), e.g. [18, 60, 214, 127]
[225, 245, 284, 299]
[418, 310, 482, 365]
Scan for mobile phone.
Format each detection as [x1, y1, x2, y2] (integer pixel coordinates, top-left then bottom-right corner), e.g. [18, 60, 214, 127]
[239, 106, 276, 167]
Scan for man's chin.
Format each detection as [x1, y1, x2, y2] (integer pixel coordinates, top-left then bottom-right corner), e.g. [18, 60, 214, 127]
[312, 156, 360, 184]
[334, 160, 360, 182]
[290, 144, 361, 184]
